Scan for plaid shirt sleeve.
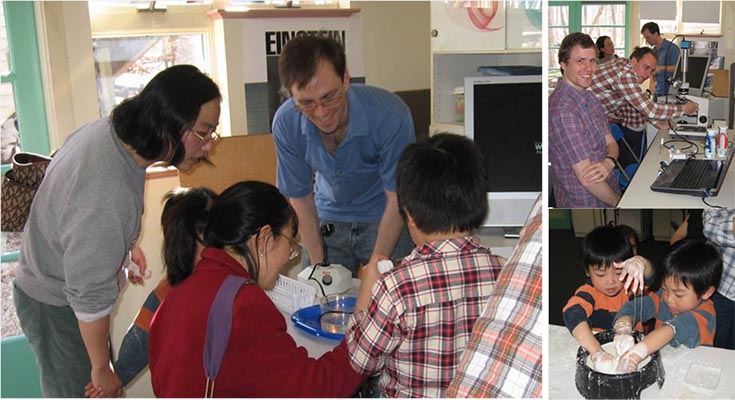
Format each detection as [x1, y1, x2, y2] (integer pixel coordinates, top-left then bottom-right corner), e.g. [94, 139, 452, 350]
[346, 279, 402, 375]
[703, 209, 735, 300]
[446, 195, 543, 398]
[614, 64, 682, 124]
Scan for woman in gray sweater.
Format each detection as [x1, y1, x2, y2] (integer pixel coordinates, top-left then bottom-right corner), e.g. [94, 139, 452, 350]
[13, 65, 221, 398]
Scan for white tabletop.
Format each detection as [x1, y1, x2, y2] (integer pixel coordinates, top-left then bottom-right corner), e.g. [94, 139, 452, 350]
[283, 309, 341, 358]
[618, 128, 735, 208]
[548, 324, 735, 399]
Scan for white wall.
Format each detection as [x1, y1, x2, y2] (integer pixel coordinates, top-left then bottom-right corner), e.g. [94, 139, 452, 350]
[36, 1, 99, 149]
[110, 174, 178, 397]
[355, 1, 431, 91]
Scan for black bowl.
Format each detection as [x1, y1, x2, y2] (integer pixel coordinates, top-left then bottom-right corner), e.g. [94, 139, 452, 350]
[575, 329, 665, 399]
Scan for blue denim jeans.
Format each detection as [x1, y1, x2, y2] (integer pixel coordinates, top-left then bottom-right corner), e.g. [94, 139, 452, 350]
[13, 283, 93, 397]
[304, 220, 414, 277]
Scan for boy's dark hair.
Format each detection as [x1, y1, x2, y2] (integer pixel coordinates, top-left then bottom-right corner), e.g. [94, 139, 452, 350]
[595, 35, 611, 59]
[396, 133, 487, 234]
[659, 239, 722, 297]
[558, 32, 597, 66]
[161, 187, 216, 286]
[641, 22, 661, 36]
[629, 46, 658, 62]
[112, 65, 221, 167]
[279, 36, 346, 92]
[615, 224, 640, 247]
[580, 226, 633, 271]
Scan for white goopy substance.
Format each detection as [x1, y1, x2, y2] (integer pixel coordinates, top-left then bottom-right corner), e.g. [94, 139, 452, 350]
[586, 342, 651, 374]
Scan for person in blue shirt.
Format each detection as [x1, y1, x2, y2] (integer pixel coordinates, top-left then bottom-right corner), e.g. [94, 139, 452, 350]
[641, 22, 680, 100]
[272, 35, 415, 276]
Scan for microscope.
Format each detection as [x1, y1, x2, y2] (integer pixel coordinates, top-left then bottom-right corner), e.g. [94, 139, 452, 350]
[296, 224, 353, 297]
[671, 39, 710, 128]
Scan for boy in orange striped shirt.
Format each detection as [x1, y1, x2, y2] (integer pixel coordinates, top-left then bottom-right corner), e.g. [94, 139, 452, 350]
[613, 239, 722, 373]
[562, 226, 653, 370]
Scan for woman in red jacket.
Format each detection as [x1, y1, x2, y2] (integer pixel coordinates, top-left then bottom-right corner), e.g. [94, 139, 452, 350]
[148, 181, 365, 397]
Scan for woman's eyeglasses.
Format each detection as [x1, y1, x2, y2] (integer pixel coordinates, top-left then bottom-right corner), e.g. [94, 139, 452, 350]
[293, 88, 345, 114]
[191, 129, 220, 144]
[279, 234, 303, 261]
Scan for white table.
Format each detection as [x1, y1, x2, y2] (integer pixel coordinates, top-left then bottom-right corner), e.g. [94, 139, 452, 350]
[618, 128, 735, 208]
[283, 310, 341, 358]
[548, 324, 735, 399]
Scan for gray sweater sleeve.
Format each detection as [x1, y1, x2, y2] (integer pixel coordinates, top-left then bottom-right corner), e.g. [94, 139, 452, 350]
[59, 175, 141, 317]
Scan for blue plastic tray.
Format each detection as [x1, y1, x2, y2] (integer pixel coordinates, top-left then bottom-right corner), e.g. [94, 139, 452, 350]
[291, 298, 355, 340]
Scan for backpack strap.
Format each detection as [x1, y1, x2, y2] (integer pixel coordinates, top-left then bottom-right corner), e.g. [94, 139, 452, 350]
[203, 275, 254, 397]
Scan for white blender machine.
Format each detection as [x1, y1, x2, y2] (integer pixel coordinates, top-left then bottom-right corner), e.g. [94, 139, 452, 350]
[297, 223, 353, 297]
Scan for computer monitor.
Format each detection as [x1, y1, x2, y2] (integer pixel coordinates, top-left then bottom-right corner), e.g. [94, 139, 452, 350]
[464, 75, 542, 227]
[672, 54, 712, 97]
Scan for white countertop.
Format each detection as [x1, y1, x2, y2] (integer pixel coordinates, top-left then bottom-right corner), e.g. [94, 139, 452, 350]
[618, 128, 734, 208]
[548, 324, 735, 399]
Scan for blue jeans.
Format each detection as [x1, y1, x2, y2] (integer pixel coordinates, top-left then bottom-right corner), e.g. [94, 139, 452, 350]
[13, 283, 94, 397]
[304, 220, 415, 277]
[712, 291, 735, 349]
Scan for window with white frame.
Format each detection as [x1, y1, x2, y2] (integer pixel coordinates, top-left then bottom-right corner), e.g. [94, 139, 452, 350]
[88, 2, 214, 117]
[93, 34, 211, 116]
[639, 0, 722, 37]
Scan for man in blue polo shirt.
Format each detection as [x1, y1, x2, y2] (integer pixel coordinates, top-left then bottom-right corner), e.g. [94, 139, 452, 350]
[272, 35, 415, 276]
[641, 22, 680, 101]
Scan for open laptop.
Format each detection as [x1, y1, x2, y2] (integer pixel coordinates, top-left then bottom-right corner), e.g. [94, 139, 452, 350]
[650, 148, 735, 197]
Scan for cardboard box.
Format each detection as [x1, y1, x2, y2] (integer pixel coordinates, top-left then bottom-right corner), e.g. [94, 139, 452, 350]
[178, 133, 277, 194]
[708, 69, 730, 98]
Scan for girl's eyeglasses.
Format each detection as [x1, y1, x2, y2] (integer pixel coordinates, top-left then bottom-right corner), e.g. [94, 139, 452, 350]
[279, 234, 303, 261]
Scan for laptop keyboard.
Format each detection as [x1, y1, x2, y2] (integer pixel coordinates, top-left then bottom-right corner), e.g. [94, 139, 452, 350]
[671, 159, 710, 189]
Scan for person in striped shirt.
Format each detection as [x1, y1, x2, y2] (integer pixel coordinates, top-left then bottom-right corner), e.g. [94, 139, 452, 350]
[614, 239, 722, 373]
[562, 225, 653, 371]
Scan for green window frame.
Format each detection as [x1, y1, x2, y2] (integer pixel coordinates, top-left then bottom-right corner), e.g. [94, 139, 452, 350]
[1, 1, 49, 262]
[1, 0, 50, 173]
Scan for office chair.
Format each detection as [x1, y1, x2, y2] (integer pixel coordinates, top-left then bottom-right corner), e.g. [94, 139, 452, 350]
[608, 122, 640, 189]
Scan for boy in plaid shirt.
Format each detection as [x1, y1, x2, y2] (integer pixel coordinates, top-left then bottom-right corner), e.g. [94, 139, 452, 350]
[346, 133, 503, 397]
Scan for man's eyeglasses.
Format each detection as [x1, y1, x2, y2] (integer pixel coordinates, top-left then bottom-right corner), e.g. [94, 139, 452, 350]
[280, 234, 303, 261]
[191, 129, 220, 144]
[293, 88, 345, 114]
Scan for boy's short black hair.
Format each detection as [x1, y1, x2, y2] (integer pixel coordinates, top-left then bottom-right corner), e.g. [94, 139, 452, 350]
[659, 239, 722, 297]
[396, 133, 487, 234]
[580, 225, 633, 271]
[615, 224, 640, 246]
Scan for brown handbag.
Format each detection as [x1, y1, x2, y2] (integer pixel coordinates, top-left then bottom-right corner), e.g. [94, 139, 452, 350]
[1, 152, 53, 232]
